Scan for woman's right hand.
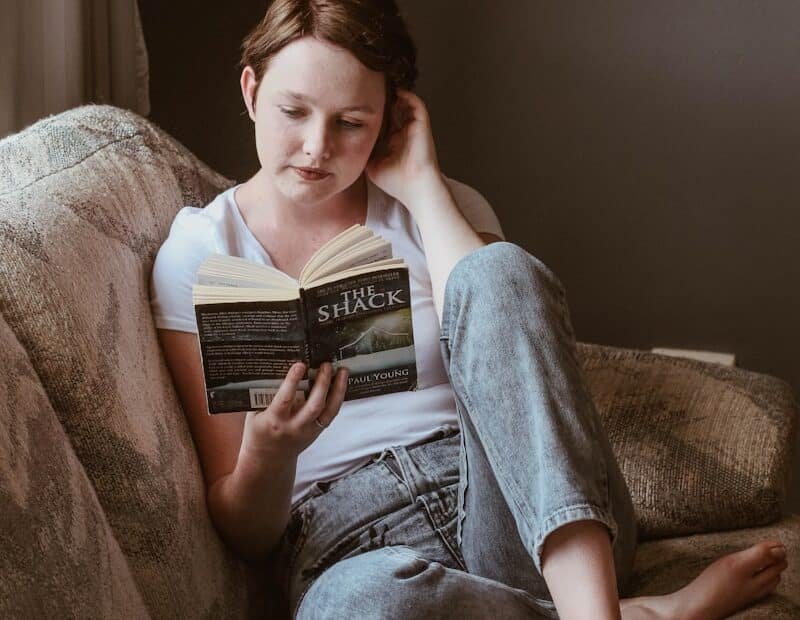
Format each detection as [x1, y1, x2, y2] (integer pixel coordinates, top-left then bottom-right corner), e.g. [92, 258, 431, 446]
[240, 361, 349, 462]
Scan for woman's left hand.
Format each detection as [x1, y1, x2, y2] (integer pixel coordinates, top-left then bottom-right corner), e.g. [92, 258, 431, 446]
[365, 89, 443, 208]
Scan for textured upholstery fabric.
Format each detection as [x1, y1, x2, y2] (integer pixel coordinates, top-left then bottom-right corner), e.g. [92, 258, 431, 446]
[577, 342, 798, 539]
[0, 313, 149, 618]
[0, 106, 272, 617]
[0, 105, 797, 617]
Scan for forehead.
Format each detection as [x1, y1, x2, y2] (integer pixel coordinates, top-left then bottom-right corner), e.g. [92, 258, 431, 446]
[260, 36, 385, 107]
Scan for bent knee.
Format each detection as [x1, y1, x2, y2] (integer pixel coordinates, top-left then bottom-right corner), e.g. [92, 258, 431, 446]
[448, 242, 565, 299]
[296, 546, 443, 618]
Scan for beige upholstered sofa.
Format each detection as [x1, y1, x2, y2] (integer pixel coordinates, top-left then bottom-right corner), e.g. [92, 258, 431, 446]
[1, 105, 798, 618]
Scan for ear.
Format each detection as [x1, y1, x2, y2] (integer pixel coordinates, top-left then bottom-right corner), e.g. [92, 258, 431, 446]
[240, 66, 258, 121]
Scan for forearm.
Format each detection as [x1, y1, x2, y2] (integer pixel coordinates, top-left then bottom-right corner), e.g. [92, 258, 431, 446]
[206, 447, 297, 563]
[406, 172, 486, 323]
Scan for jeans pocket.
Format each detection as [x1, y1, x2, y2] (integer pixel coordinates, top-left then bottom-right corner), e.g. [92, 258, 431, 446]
[290, 478, 337, 514]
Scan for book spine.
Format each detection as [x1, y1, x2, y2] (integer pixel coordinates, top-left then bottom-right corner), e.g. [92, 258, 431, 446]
[299, 287, 312, 395]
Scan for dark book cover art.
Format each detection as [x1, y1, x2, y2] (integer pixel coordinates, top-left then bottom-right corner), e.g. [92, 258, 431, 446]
[195, 298, 309, 413]
[303, 267, 417, 400]
[194, 267, 418, 413]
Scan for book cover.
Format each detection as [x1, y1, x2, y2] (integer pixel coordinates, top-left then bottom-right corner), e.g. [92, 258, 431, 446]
[192, 224, 418, 414]
[304, 267, 417, 400]
[195, 298, 310, 413]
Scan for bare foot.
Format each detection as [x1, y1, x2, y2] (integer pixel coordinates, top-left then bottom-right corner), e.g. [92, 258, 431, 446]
[620, 539, 788, 620]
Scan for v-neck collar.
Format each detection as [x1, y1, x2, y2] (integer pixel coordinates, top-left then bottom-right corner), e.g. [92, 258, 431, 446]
[228, 177, 382, 270]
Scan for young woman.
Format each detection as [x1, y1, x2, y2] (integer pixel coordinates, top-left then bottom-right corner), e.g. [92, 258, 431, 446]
[150, 1, 788, 618]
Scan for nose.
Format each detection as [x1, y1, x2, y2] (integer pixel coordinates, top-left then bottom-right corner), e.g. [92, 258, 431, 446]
[303, 118, 332, 161]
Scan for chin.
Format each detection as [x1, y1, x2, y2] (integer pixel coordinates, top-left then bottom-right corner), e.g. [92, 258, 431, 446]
[277, 179, 338, 205]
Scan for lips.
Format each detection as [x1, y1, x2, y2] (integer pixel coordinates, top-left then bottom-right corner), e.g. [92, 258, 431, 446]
[294, 167, 331, 180]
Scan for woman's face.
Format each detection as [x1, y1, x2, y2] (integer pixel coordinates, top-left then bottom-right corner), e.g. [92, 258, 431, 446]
[241, 36, 387, 207]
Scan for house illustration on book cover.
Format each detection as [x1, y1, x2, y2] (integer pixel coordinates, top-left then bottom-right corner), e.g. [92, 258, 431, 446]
[311, 307, 417, 397]
[338, 324, 412, 358]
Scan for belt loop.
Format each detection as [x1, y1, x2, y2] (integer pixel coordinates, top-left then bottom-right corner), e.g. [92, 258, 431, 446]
[389, 445, 424, 501]
[372, 447, 392, 464]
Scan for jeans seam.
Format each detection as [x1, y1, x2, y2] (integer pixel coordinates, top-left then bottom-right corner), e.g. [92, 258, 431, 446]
[450, 323, 541, 517]
[293, 577, 316, 619]
[448, 354, 545, 573]
[284, 510, 311, 616]
[454, 397, 469, 550]
[380, 458, 415, 504]
[415, 493, 468, 572]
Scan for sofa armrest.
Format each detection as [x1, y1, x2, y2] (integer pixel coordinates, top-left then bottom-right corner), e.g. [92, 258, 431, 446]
[576, 342, 798, 540]
[0, 105, 271, 618]
[0, 104, 230, 208]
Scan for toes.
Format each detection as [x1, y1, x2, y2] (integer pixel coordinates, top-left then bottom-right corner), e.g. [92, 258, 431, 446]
[734, 540, 786, 574]
[758, 544, 786, 572]
[754, 559, 788, 588]
[755, 574, 782, 600]
[767, 545, 787, 561]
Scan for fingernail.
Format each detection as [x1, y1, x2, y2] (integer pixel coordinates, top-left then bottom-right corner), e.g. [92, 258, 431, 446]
[770, 547, 786, 558]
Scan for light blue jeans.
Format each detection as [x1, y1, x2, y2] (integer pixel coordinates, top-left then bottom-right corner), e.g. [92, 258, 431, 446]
[270, 242, 637, 619]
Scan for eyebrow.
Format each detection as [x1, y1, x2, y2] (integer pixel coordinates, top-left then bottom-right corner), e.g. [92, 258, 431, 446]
[280, 90, 377, 114]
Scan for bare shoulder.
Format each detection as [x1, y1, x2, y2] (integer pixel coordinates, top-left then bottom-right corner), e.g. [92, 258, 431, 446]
[157, 329, 246, 490]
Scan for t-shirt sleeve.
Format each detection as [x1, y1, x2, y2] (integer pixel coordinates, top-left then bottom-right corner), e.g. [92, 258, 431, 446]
[149, 207, 218, 333]
[443, 175, 505, 240]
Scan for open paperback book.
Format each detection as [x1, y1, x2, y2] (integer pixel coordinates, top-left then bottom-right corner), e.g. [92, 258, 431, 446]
[192, 224, 418, 414]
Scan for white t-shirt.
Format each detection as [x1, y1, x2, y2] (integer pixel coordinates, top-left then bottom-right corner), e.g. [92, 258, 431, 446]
[150, 175, 505, 505]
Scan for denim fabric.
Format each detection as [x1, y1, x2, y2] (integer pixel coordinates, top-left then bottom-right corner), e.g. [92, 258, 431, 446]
[270, 242, 637, 619]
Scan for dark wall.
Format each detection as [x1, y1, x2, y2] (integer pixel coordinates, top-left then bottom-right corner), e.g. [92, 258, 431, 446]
[139, 1, 800, 508]
[137, 2, 265, 179]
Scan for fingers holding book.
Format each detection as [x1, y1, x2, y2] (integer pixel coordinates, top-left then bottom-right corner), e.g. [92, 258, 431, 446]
[244, 361, 349, 459]
[242, 363, 303, 461]
[302, 361, 349, 431]
[266, 361, 308, 419]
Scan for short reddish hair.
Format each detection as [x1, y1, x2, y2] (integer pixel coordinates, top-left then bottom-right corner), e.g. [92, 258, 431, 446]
[241, 0, 418, 158]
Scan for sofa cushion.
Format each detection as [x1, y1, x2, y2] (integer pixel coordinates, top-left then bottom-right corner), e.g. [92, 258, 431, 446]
[0, 105, 272, 617]
[0, 314, 148, 617]
[578, 342, 798, 539]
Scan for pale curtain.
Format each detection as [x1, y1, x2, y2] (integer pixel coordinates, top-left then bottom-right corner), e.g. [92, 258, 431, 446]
[0, 0, 150, 139]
